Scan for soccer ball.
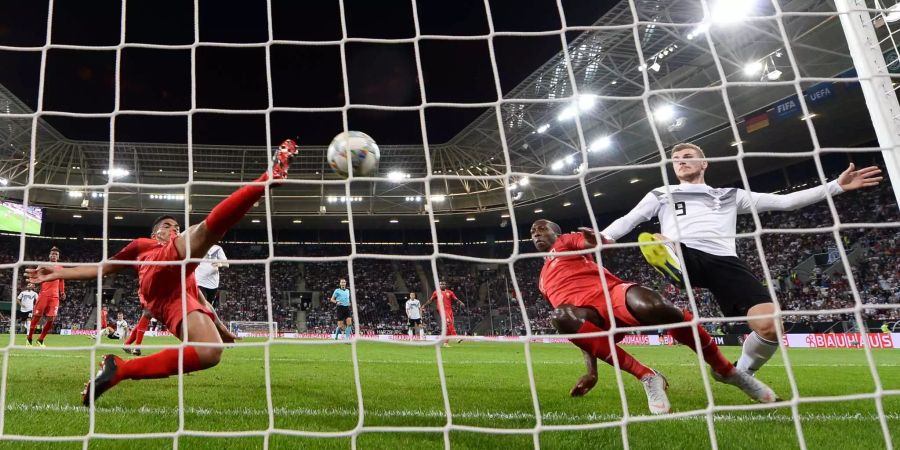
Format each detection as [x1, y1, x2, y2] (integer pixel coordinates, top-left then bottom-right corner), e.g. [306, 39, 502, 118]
[326, 131, 380, 178]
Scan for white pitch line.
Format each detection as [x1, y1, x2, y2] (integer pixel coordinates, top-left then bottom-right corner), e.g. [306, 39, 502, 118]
[8, 352, 900, 367]
[6, 402, 900, 424]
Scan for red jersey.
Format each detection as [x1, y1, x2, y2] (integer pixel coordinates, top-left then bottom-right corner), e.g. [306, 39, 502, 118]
[430, 289, 458, 315]
[111, 236, 199, 308]
[538, 233, 625, 308]
[38, 266, 65, 299]
[100, 309, 108, 325]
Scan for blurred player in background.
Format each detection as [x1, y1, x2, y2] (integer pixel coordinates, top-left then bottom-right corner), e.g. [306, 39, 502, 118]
[196, 244, 228, 310]
[602, 143, 882, 377]
[330, 278, 353, 340]
[26, 139, 298, 405]
[405, 292, 424, 338]
[423, 281, 466, 346]
[16, 283, 37, 334]
[532, 219, 776, 415]
[27, 247, 65, 347]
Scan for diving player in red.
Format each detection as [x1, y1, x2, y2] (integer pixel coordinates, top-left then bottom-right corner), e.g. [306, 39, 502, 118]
[531, 219, 777, 415]
[423, 281, 466, 345]
[27, 246, 65, 347]
[26, 139, 299, 406]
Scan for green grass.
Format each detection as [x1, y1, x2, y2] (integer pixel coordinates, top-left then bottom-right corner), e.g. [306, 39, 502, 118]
[1, 336, 898, 449]
[0, 204, 41, 235]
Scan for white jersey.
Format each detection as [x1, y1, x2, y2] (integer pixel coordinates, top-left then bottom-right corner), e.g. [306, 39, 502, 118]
[195, 244, 228, 289]
[17, 290, 37, 312]
[114, 319, 129, 338]
[405, 299, 422, 320]
[602, 181, 843, 257]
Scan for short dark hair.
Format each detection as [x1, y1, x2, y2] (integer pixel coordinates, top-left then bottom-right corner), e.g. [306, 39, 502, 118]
[151, 215, 179, 233]
[50, 246, 60, 253]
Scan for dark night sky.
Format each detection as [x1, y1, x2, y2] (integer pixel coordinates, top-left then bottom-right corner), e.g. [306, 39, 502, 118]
[0, 0, 615, 146]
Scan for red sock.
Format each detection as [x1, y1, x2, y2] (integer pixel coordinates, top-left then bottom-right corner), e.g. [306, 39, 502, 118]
[124, 323, 140, 345]
[446, 318, 457, 336]
[135, 327, 147, 345]
[132, 315, 150, 345]
[204, 174, 268, 236]
[571, 320, 654, 380]
[115, 347, 203, 382]
[27, 318, 39, 341]
[38, 317, 54, 342]
[668, 310, 734, 376]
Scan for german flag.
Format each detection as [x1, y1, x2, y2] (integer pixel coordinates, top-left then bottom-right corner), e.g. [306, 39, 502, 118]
[745, 112, 770, 133]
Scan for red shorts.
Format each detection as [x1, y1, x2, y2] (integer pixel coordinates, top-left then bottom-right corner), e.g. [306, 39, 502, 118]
[564, 282, 640, 329]
[139, 239, 212, 334]
[33, 297, 59, 317]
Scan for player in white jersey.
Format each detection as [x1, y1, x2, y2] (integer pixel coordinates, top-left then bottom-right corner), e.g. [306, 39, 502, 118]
[405, 292, 424, 337]
[196, 244, 228, 310]
[16, 283, 38, 333]
[602, 143, 882, 376]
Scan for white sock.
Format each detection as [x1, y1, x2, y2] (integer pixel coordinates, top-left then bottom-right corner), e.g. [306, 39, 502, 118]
[408, 329, 413, 336]
[737, 331, 779, 375]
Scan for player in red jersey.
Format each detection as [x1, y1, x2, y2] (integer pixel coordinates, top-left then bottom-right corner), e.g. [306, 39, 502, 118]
[27, 246, 66, 347]
[423, 281, 466, 345]
[531, 219, 777, 414]
[26, 139, 298, 406]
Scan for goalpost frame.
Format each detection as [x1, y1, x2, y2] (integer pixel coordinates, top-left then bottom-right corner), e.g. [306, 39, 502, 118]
[835, 0, 900, 209]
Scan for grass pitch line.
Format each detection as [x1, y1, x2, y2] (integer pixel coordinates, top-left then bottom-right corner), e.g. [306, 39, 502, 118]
[7, 402, 900, 424]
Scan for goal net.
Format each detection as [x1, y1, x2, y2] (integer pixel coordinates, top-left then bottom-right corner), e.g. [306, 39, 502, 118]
[1, 0, 899, 448]
[228, 321, 279, 338]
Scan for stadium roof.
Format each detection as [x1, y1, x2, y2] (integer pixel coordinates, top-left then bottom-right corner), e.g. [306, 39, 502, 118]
[0, 0, 887, 229]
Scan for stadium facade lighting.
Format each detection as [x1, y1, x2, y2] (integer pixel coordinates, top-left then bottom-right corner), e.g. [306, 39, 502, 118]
[558, 94, 598, 122]
[564, 154, 575, 165]
[404, 196, 423, 202]
[91, 192, 105, 199]
[114, 215, 124, 220]
[766, 68, 782, 80]
[389, 219, 399, 224]
[518, 176, 529, 186]
[507, 183, 518, 190]
[629, 178, 641, 184]
[557, 105, 577, 121]
[744, 61, 763, 76]
[72, 214, 82, 218]
[68, 191, 83, 198]
[433, 218, 440, 223]
[562, 201, 572, 207]
[800, 113, 818, 121]
[0, 177, 7, 186]
[593, 192, 603, 197]
[649, 61, 661, 72]
[251, 219, 260, 223]
[430, 194, 446, 203]
[710, 0, 755, 24]
[292, 219, 302, 224]
[466, 217, 475, 222]
[551, 160, 564, 171]
[534, 208, 543, 213]
[103, 168, 130, 179]
[149, 193, 185, 200]
[501, 213, 510, 218]
[653, 105, 675, 123]
[536, 123, 550, 133]
[589, 136, 612, 152]
[340, 219, 349, 224]
[387, 171, 408, 182]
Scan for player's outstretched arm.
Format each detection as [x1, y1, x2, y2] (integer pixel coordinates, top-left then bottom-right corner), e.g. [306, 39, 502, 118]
[743, 163, 882, 213]
[600, 192, 660, 243]
[25, 263, 120, 283]
[570, 349, 598, 397]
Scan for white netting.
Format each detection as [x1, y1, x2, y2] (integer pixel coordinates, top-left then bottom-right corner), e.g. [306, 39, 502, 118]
[0, 0, 899, 448]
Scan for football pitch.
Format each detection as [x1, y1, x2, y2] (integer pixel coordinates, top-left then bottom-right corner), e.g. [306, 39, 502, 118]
[1, 336, 898, 450]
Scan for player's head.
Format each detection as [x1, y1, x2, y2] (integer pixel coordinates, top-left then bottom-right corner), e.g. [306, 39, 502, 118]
[439, 281, 447, 290]
[671, 143, 708, 183]
[339, 278, 347, 288]
[26, 283, 34, 290]
[117, 312, 124, 320]
[409, 292, 417, 299]
[49, 246, 60, 262]
[102, 305, 108, 311]
[151, 215, 180, 242]
[530, 219, 562, 252]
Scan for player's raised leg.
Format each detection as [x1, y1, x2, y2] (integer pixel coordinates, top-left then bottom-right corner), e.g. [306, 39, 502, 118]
[83, 310, 223, 405]
[737, 302, 780, 376]
[551, 305, 671, 415]
[623, 286, 777, 403]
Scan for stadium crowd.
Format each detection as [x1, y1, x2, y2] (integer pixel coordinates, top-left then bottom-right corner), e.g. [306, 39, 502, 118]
[1, 176, 898, 336]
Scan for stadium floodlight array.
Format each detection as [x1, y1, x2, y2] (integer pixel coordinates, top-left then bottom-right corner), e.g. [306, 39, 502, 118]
[0, 0, 899, 448]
